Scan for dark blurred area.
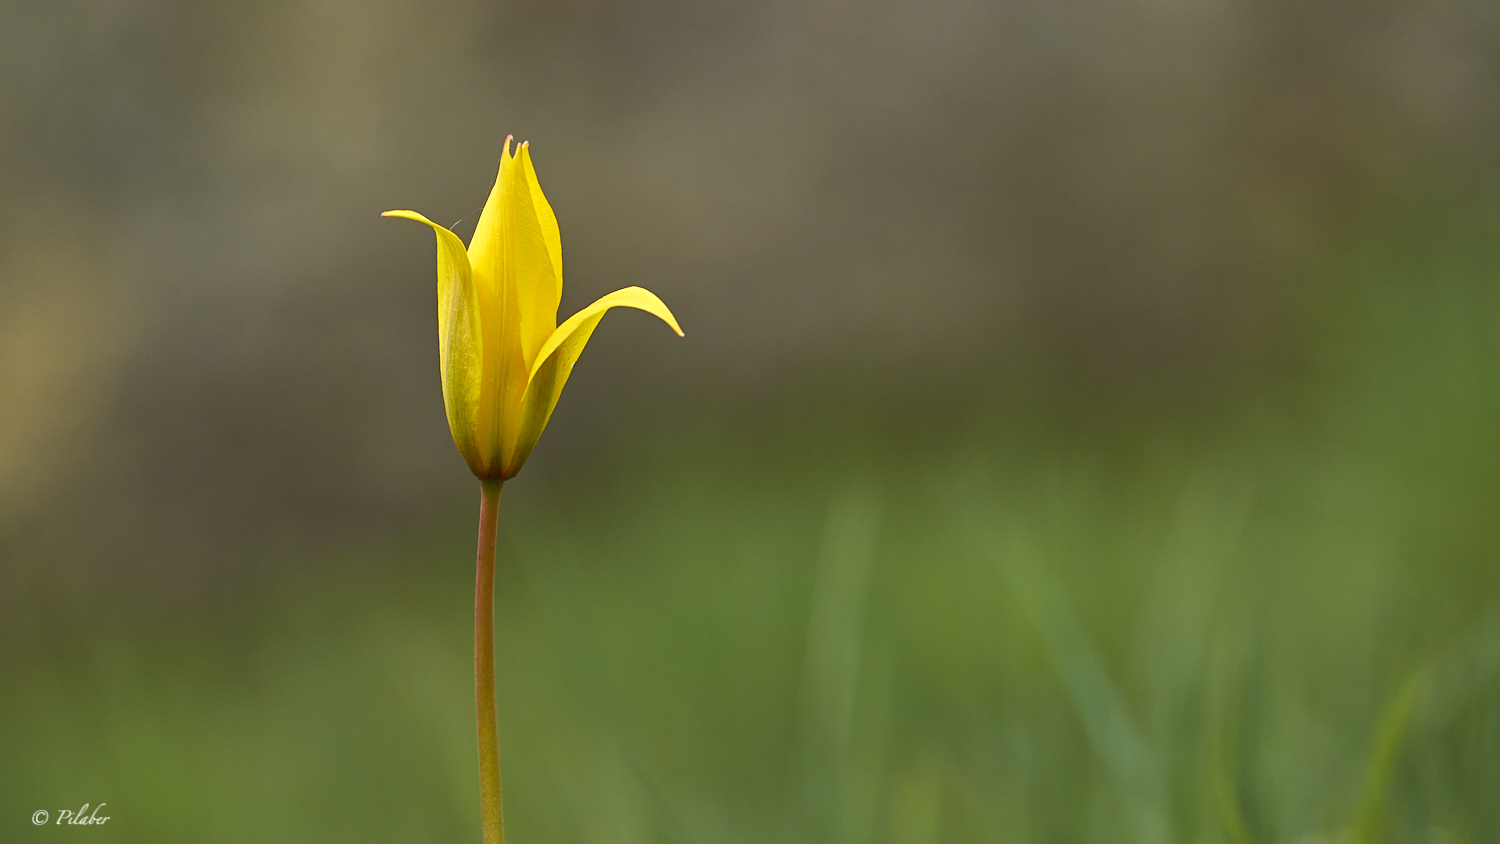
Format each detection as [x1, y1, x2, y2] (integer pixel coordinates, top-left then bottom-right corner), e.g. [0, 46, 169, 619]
[5, 0, 1500, 841]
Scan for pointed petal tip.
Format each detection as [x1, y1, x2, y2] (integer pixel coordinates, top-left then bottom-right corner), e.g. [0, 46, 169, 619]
[381, 209, 441, 227]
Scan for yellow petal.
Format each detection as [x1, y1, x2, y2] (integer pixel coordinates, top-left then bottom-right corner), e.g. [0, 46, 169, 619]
[466, 137, 512, 297]
[468, 141, 561, 371]
[521, 143, 563, 302]
[381, 210, 485, 476]
[503, 287, 683, 478]
[465, 141, 527, 474]
[509, 142, 562, 371]
[465, 139, 560, 470]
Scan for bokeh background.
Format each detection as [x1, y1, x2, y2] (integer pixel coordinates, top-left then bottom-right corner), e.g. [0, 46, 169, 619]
[4, 0, 1500, 841]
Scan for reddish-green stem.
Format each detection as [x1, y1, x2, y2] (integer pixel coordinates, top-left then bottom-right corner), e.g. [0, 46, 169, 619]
[475, 478, 505, 844]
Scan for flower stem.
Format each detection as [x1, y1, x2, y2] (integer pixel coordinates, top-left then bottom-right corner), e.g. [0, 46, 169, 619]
[475, 478, 505, 844]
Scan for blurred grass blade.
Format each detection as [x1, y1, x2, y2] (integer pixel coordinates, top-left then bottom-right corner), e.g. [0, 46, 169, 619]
[787, 479, 882, 841]
[1349, 671, 1422, 844]
[987, 526, 1170, 844]
[1206, 630, 1256, 844]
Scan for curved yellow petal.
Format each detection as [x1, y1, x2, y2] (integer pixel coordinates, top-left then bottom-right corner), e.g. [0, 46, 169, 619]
[468, 141, 559, 369]
[502, 287, 683, 478]
[464, 141, 527, 475]
[466, 137, 513, 299]
[510, 142, 561, 371]
[463, 139, 561, 472]
[520, 143, 562, 302]
[381, 210, 485, 475]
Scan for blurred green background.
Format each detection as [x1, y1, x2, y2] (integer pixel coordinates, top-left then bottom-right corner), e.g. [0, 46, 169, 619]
[4, 0, 1500, 842]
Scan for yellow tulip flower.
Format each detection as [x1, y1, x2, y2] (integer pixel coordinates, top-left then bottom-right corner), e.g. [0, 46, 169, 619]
[384, 137, 682, 844]
[383, 136, 683, 480]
